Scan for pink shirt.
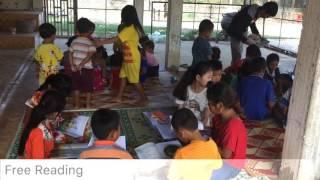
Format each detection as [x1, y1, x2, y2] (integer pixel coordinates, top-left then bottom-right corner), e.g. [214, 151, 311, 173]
[146, 51, 159, 66]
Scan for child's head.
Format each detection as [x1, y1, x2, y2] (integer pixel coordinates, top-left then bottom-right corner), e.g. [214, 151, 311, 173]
[139, 36, 150, 49]
[250, 57, 267, 74]
[76, 18, 95, 36]
[211, 46, 221, 61]
[171, 108, 198, 144]
[173, 61, 213, 101]
[110, 53, 123, 68]
[39, 23, 56, 42]
[121, 5, 144, 36]
[266, 53, 280, 72]
[260, 1, 278, 18]
[66, 35, 77, 47]
[38, 73, 72, 97]
[198, 19, 214, 38]
[144, 40, 155, 53]
[91, 109, 120, 141]
[207, 82, 244, 119]
[210, 60, 223, 84]
[96, 46, 108, 60]
[277, 73, 293, 94]
[18, 90, 66, 156]
[246, 44, 261, 59]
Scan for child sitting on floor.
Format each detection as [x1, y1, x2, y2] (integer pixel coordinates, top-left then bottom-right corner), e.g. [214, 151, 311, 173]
[207, 82, 247, 179]
[143, 40, 159, 77]
[173, 61, 213, 129]
[238, 57, 276, 120]
[210, 60, 223, 84]
[168, 108, 222, 180]
[34, 23, 63, 86]
[192, 19, 214, 66]
[264, 53, 280, 85]
[80, 108, 132, 159]
[18, 90, 66, 159]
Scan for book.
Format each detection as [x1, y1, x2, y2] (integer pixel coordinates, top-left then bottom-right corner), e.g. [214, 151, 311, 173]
[88, 135, 126, 150]
[135, 140, 181, 159]
[63, 115, 90, 138]
[143, 111, 176, 140]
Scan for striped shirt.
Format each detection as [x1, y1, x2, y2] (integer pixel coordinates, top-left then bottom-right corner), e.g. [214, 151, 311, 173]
[69, 36, 96, 69]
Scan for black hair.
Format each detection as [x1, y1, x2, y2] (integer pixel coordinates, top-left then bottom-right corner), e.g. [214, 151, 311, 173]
[18, 90, 66, 156]
[110, 53, 123, 67]
[121, 5, 145, 37]
[246, 44, 261, 59]
[91, 109, 120, 140]
[171, 108, 198, 131]
[199, 19, 214, 33]
[262, 1, 278, 17]
[144, 40, 155, 50]
[277, 73, 293, 94]
[173, 61, 213, 101]
[207, 82, 245, 120]
[139, 36, 150, 48]
[76, 17, 95, 34]
[210, 60, 223, 71]
[66, 35, 77, 47]
[266, 53, 280, 65]
[212, 46, 221, 61]
[250, 57, 267, 74]
[96, 46, 108, 60]
[38, 73, 72, 97]
[39, 23, 56, 39]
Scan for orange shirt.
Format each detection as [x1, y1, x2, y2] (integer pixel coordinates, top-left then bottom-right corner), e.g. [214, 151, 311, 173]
[24, 123, 54, 159]
[80, 140, 133, 159]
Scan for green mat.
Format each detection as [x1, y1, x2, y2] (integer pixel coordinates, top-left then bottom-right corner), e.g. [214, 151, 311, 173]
[6, 107, 176, 159]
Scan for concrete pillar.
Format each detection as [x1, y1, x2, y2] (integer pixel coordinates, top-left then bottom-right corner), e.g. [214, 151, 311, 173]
[134, 0, 144, 24]
[279, 0, 320, 179]
[165, 0, 183, 69]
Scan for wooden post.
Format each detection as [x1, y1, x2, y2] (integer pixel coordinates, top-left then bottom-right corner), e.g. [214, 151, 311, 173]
[279, 0, 320, 179]
[134, 0, 144, 25]
[165, 0, 183, 69]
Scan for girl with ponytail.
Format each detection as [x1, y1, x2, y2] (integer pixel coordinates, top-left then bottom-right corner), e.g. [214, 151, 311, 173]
[207, 82, 246, 179]
[18, 90, 66, 159]
[173, 61, 213, 128]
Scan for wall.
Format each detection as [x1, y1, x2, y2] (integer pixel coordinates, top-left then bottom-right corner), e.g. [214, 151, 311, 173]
[0, 0, 43, 11]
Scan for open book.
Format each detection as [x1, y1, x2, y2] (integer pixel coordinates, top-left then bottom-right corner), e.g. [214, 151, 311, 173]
[88, 135, 126, 150]
[135, 140, 181, 159]
[63, 115, 90, 138]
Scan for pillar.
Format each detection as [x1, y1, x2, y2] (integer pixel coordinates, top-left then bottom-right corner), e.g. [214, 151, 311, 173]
[279, 0, 320, 179]
[134, 0, 144, 25]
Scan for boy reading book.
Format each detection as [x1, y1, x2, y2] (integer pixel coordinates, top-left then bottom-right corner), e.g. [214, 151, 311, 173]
[80, 109, 132, 159]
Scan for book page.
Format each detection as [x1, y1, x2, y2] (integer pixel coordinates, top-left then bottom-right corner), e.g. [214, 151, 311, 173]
[135, 142, 163, 159]
[63, 115, 90, 138]
[155, 140, 181, 158]
[88, 135, 126, 150]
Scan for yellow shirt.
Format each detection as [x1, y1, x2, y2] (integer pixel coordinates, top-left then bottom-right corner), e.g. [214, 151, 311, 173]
[118, 25, 141, 83]
[168, 138, 223, 180]
[34, 43, 63, 85]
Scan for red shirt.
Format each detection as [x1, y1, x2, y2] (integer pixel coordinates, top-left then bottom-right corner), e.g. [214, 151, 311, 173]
[211, 116, 247, 168]
[111, 68, 121, 90]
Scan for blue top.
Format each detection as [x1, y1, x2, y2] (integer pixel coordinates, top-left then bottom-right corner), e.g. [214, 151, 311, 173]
[140, 58, 148, 83]
[238, 75, 276, 120]
[192, 36, 212, 66]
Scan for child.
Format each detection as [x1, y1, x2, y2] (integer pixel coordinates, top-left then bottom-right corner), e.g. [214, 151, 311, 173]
[210, 60, 223, 84]
[140, 48, 148, 85]
[192, 19, 214, 66]
[207, 82, 247, 179]
[80, 108, 132, 159]
[168, 108, 222, 180]
[238, 57, 276, 120]
[144, 40, 159, 77]
[95, 5, 148, 105]
[92, 46, 108, 92]
[272, 74, 293, 128]
[264, 53, 280, 85]
[109, 45, 123, 91]
[173, 61, 213, 128]
[69, 18, 96, 108]
[34, 23, 63, 86]
[18, 90, 66, 159]
[61, 35, 77, 76]
[211, 46, 221, 61]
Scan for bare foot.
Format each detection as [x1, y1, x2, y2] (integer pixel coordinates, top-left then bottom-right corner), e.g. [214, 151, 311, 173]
[110, 97, 122, 103]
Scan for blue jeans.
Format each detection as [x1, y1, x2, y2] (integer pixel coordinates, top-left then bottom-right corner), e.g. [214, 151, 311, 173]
[211, 161, 241, 180]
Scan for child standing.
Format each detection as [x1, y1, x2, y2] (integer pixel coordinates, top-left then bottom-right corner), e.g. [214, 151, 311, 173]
[264, 53, 280, 85]
[18, 91, 66, 159]
[173, 61, 213, 128]
[207, 82, 247, 179]
[144, 40, 159, 77]
[69, 18, 96, 108]
[192, 19, 214, 66]
[168, 108, 222, 180]
[80, 108, 132, 159]
[238, 57, 276, 120]
[34, 23, 63, 86]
